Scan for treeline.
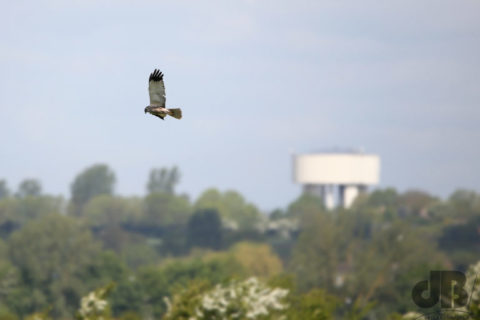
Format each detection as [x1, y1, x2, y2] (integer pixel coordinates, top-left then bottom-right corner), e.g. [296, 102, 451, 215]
[0, 164, 480, 319]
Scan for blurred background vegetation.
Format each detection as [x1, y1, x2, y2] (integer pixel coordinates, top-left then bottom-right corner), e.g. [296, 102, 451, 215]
[1, 164, 480, 319]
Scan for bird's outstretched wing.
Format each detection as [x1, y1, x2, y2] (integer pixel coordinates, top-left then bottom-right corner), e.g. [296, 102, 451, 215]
[148, 69, 166, 107]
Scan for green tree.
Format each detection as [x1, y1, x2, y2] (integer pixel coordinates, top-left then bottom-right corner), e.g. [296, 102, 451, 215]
[121, 242, 160, 270]
[398, 190, 438, 218]
[146, 167, 180, 195]
[287, 289, 337, 320]
[24, 306, 52, 320]
[0, 180, 9, 200]
[0, 240, 20, 317]
[287, 193, 324, 218]
[85, 252, 144, 317]
[359, 188, 399, 219]
[447, 189, 480, 219]
[187, 209, 222, 250]
[195, 189, 261, 230]
[351, 221, 447, 317]
[16, 179, 41, 198]
[143, 193, 191, 227]
[83, 195, 138, 228]
[290, 210, 338, 291]
[8, 214, 102, 317]
[229, 242, 283, 279]
[0, 198, 17, 232]
[290, 202, 447, 318]
[16, 196, 63, 224]
[0, 196, 63, 232]
[70, 164, 116, 216]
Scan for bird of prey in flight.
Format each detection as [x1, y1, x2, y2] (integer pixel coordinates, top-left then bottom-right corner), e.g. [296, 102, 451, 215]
[144, 69, 182, 120]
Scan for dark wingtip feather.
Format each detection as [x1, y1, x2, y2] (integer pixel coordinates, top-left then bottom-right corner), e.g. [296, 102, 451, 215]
[149, 68, 164, 82]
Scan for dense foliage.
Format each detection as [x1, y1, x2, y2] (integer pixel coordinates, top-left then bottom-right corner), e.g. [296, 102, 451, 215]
[1, 166, 479, 319]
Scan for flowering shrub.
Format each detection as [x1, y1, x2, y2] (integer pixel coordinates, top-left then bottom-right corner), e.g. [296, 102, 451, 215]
[25, 307, 52, 320]
[76, 283, 114, 320]
[465, 260, 480, 317]
[401, 311, 423, 319]
[164, 278, 289, 320]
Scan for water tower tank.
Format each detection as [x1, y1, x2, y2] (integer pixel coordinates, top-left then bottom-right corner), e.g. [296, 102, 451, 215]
[293, 152, 380, 208]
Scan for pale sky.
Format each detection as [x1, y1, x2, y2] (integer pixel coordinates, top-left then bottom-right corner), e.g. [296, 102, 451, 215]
[1, 0, 479, 210]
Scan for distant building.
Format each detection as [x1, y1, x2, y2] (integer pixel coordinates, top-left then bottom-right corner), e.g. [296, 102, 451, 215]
[293, 150, 380, 209]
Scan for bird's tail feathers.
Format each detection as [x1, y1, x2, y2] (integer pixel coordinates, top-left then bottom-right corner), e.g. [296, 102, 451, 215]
[168, 108, 182, 119]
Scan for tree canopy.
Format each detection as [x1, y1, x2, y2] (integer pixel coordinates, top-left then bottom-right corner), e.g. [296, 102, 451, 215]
[0, 168, 479, 319]
[70, 164, 116, 215]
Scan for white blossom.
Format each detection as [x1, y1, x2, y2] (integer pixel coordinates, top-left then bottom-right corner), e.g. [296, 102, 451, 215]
[163, 296, 172, 316]
[402, 311, 423, 319]
[194, 277, 288, 319]
[222, 219, 239, 231]
[78, 290, 108, 318]
[466, 260, 480, 303]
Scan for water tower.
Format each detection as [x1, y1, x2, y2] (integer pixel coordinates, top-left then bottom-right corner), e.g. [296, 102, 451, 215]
[293, 150, 380, 209]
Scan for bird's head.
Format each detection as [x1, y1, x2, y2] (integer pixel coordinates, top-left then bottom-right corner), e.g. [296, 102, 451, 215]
[144, 106, 149, 113]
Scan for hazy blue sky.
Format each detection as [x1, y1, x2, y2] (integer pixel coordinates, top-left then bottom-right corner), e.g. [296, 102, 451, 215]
[1, 0, 479, 210]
